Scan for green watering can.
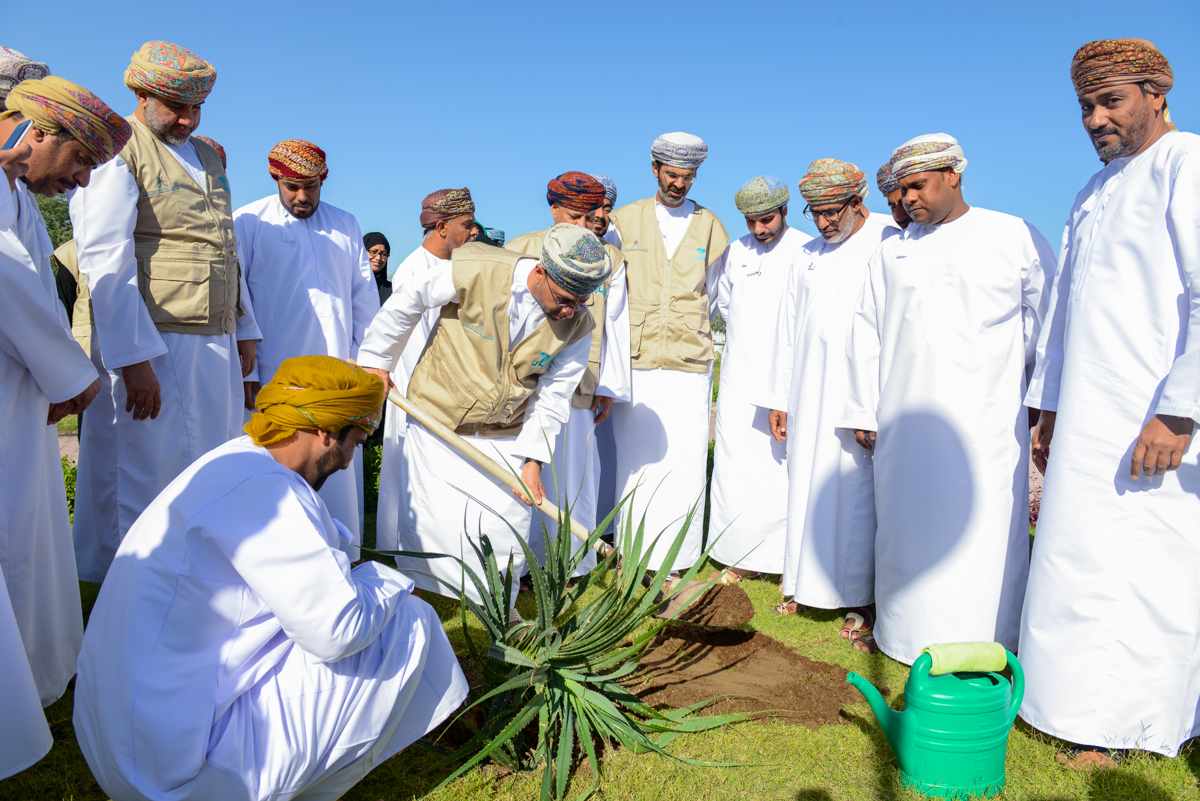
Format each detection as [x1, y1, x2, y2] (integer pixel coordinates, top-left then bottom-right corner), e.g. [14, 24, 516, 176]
[846, 642, 1024, 799]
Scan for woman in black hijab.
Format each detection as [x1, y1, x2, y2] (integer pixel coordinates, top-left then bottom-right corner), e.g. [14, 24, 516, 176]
[363, 231, 391, 304]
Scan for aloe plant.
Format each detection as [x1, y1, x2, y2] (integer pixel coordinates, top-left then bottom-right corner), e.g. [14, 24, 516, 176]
[371, 492, 747, 801]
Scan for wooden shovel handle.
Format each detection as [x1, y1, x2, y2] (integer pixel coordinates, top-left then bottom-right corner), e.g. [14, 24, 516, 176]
[386, 389, 613, 557]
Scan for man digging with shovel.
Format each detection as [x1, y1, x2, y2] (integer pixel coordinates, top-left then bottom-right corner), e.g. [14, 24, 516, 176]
[358, 225, 610, 623]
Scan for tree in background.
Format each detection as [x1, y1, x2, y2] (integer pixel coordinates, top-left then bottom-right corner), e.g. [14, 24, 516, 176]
[36, 195, 72, 253]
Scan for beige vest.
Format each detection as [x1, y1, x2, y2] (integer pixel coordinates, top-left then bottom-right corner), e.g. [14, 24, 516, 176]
[506, 228, 622, 409]
[610, 197, 728, 372]
[407, 243, 594, 438]
[52, 240, 92, 355]
[120, 116, 241, 335]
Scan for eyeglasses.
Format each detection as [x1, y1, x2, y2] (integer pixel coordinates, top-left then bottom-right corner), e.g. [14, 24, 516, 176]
[546, 283, 594, 310]
[367, 248, 389, 259]
[803, 199, 853, 222]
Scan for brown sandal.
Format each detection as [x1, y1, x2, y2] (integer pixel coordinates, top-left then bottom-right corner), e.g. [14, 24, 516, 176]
[774, 599, 803, 615]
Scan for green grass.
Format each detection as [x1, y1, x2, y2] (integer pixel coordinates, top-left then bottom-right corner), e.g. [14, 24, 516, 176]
[4, 449, 1198, 800]
[56, 414, 79, 436]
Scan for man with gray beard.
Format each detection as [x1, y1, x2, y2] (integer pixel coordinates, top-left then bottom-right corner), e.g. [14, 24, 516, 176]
[69, 41, 261, 583]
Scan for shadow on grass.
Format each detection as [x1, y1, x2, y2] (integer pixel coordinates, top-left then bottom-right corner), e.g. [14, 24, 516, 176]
[794, 790, 835, 800]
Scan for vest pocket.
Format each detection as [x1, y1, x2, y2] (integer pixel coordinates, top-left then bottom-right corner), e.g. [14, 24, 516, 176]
[628, 307, 648, 357]
[674, 306, 713, 366]
[137, 254, 213, 325]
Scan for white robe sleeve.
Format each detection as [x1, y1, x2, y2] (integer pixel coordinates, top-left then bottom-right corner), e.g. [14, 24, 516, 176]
[595, 260, 630, 402]
[839, 249, 885, 432]
[0, 229, 98, 402]
[233, 211, 262, 380]
[1156, 152, 1200, 423]
[707, 245, 728, 321]
[512, 333, 590, 462]
[1021, 223, 1055, 369]
[346, 217, 381, 360]
[356, 261, 456, 372]
[1024, 222, 1073, 413]
[206, 474, 411, 663]
[752, 260, 797, 412]
[69, 158, 168, 369]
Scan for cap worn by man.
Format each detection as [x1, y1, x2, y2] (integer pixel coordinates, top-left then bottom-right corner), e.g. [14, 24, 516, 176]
[888, 134, 968, 182]
[420, 187, 474, 229]
[245, 355, 384, 446]
[876, 162, 897, 194]
[651, 131, 708, 169]
[547, 171, 606, 212]
[0, 47, 49, 106]
[268, 138, 328, 181]
[734, 175, 790, 216]
[797, 159, 869, 206]
[591, 173, 618, 206]
[540, 223, 612, 296]
[124, 40, 216, 104]
[2, 76, 131, 163]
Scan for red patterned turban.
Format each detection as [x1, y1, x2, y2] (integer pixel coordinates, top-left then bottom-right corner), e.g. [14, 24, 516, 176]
[797, 159, 868, 206]
[124, 41, 216, 105]
[195, 136, 226, 169]
[2, 76, 131, 163]
[420, 187, 475, 229]
[268, 139, 328, 182]
[546, 171, 606, 212]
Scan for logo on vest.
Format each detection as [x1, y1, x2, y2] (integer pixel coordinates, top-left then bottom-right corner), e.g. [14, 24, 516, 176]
[460, 321, 494, 341]
[532, 352, 553, 369]
[217, 176, 229, 192]
[694, 247, 707, 260]
[623, 239, 649, 253]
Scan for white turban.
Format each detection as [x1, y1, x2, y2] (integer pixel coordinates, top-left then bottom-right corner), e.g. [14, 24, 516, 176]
[651, 132, 708, 169]
[889, 133, 968, 182]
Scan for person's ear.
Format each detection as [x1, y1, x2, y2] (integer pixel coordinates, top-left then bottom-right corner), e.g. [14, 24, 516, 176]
[27, 126, 47, 144]
[318, 429, 336, 447]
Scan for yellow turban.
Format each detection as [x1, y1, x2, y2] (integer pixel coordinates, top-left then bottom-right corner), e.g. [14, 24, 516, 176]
[245, 356, 385, 447]
[124, 41, 216, 105]
[2, 76, 131, 163]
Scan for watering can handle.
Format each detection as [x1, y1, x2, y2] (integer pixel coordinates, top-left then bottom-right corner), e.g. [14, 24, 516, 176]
[1006, 650, 1025, 727]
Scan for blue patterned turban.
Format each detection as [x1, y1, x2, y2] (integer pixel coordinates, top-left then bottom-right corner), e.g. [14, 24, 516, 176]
[591, 173, 617, 205]
[540, 223, 611, 296]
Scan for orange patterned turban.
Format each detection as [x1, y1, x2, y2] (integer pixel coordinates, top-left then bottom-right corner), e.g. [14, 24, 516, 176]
[2, 76, 131, 163]
[124, 41, 216, 105]
[268, 139, 328, 182]
[798, 159, 868, 206]
[245, 355, 385, 446]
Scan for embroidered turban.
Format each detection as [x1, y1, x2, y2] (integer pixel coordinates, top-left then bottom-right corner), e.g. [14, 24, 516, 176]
[651, 132, 708, 169]
[591, 173, 617, 205]
[244, 355, 386, 446]
[124, 41, 216, 105]
[0, 47, 49, 102]
[876, 162, 897, 194]
[888, 134, 968, 182]
[547, 171, 606, 212]
[2, 77, 131, 163]
[486, 228, 505, 245]
[268, 139, 328, 182]
[1071, 38, 1175, 129]
[734, 175, 789, 216]
[420, 187, 475, 229]
[195, 135, 226, 168]
[797, 159, 868, 206]
[540, 223, 612, 297]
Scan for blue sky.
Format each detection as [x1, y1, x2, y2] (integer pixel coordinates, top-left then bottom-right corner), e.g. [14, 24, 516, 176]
[11, 1, 1199, 255]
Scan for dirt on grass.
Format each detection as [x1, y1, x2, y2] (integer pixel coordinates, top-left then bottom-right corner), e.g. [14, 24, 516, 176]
[630, 625, 865, 729]
[665, 582, 756, 627]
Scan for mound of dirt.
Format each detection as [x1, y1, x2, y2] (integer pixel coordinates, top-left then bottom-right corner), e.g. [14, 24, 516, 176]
[630, 625, 864, 728]
[658, 581, 756, 627]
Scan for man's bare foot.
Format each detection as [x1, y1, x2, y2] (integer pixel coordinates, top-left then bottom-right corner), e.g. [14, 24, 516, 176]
[709, 567, 758, 584]
[1056, 747, 1119, 770]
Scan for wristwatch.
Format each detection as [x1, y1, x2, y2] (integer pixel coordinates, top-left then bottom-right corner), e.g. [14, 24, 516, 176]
[523, 457, 544, 468]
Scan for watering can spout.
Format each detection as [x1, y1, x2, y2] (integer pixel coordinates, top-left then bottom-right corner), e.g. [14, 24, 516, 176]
[847, 672, 907, 767]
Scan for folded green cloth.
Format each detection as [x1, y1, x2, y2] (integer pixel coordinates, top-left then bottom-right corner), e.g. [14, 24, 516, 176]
[922, 642, 1007, 674]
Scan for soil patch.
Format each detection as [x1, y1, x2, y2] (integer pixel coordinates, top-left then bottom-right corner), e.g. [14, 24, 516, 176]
[662, 582, 756, 627]
[629, 625, 864, 729]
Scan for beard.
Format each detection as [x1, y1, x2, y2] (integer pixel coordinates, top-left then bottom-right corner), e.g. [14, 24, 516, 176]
[821, 211, 858, 244]
[1090, 108, 1153, 162]
[144, 102, 192, 146]
[311, 446, 347, 492]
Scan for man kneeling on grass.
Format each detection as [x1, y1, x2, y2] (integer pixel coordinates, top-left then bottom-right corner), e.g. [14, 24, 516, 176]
[74, 355, 467, 801]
